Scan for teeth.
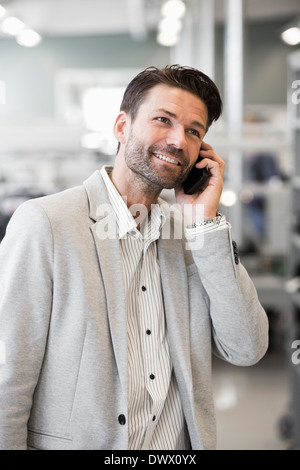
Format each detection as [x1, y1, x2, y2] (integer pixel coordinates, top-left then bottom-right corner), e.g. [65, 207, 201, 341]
[154, 153, 179, 165]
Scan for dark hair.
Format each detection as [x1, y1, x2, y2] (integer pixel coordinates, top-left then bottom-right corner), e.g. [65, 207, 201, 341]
[120, 65, 222, 131]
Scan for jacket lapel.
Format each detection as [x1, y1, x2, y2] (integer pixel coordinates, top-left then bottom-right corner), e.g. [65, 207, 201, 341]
[157, 235, 193, 392]
[84, 171, 128, 400]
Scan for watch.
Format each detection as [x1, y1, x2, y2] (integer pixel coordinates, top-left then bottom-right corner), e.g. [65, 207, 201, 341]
[187, 212, 223, 229]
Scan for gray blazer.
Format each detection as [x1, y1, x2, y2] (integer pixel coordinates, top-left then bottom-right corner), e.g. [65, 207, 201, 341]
[0, 170, 268, 450]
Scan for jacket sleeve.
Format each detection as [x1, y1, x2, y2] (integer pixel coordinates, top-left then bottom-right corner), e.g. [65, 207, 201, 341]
[186, 222, 269, 366]
[0, 200, 53, 450]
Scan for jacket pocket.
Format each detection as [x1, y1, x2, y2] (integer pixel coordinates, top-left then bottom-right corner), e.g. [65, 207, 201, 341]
[27, 429, 73, 450]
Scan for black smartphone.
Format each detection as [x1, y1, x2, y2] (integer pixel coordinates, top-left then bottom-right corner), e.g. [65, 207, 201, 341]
[183, 156, 210, 195]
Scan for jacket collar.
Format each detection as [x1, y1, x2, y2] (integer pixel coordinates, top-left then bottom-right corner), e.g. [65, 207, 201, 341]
[83, 169, 110, 222]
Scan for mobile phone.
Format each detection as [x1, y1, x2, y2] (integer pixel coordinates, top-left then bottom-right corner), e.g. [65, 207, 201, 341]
[183, 156, 210, 195]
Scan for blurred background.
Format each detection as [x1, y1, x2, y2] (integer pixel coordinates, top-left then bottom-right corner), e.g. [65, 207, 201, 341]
[0, 0, 300, 450]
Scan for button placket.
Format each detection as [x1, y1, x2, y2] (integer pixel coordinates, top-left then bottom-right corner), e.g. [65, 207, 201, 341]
[136, 234, 172, 448]
[139, 249, 159, 404]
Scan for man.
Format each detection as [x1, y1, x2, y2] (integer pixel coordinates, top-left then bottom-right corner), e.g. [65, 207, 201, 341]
[0, 65, 268, 450]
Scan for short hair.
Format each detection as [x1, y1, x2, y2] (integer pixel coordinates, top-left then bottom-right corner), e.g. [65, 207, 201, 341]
[120, 64, 222, 131]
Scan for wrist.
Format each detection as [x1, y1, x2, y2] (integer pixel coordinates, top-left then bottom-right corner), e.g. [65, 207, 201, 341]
[186, 212, 223, 229]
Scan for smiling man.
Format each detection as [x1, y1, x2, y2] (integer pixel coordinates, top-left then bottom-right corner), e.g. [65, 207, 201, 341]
[114, 85, 207, 189]
[0, 65, 268, 450]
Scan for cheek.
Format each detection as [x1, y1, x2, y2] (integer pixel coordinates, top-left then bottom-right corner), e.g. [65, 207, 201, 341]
[139, 121, 168, 139]
[131, 129, 159, 150]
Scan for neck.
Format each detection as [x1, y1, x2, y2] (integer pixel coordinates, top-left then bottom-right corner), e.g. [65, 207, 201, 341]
[110, 153, 161, 214]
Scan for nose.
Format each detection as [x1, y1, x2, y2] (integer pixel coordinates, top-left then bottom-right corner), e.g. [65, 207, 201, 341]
[165, 125, 187, 150]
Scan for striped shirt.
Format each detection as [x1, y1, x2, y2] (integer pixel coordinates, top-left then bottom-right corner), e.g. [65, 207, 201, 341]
[100, 166, 226, 449]
[100, 166, 189, 450]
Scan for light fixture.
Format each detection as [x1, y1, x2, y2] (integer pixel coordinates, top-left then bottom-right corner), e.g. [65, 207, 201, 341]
[0, 8, 42, 47]
[17, 29, 42, 47]
[161, 0, 186, 19]
[157, 31, 179, 47]
[281, 26, 300, 46]
[1, 16, 25, 36]
[157, 0, 186, 47]
[158, 17, 182, 36]
[280, 17, 300, 46]
[220, 189, 238, 207]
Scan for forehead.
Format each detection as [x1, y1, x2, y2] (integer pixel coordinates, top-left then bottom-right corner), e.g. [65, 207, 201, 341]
[138, 83, 208, 125]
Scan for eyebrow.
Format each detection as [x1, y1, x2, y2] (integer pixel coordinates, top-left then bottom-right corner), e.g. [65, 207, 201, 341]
[157, 108, 207, 132]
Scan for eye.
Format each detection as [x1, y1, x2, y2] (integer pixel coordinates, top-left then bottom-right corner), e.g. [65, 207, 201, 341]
[188, 128, 201, 138]
[155, 116, 170, 124]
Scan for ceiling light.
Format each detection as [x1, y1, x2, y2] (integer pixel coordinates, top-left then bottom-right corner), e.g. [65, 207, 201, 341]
[159, 17, 182, 35]
[17, 29, 42, 47]
[161, 0, 186, 19]
[1, 16, 25, 36]
[157, 0, 186, 47]
[157, 31, 179, 47]
[281, 26, 300, 46]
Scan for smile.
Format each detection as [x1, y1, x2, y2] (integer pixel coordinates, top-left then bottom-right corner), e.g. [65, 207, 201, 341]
[153, 153, 180, 166]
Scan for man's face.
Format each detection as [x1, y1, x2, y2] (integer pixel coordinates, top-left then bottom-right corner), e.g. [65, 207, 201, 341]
[123, 84, 208, 190]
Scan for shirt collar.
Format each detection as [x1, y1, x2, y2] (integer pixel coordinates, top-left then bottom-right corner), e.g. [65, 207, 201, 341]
[100, 166, 166, 240]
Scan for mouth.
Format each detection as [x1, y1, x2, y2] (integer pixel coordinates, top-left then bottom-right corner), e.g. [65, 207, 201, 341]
[153, 153, 181, 166]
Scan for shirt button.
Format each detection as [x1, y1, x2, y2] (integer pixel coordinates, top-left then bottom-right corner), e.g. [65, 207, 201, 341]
[118, 414, 126, 425]
[146, 329, 151, 335]
[150, 374, 155, 380]
[152, 415, 156, 421]
[141, 286, 147, 291]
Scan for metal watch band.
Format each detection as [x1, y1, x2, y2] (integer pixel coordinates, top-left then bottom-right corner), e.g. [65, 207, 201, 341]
[187, 212, 223, 229]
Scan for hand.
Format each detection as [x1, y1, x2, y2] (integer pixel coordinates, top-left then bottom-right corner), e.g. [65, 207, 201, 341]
[175, 142, 225, 223]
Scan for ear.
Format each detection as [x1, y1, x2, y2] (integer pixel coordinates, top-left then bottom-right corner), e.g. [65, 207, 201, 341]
[113, 111, 130, 145]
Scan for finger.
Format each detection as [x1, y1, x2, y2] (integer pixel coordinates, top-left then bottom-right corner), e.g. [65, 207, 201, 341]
[196, 157, 218, 172]
[199, 147, 220, 159]
[198, 151, 224, 166]
[199, 149, 225, 168]
[200, 141, 212, 151]
[197, 156, 225, 178]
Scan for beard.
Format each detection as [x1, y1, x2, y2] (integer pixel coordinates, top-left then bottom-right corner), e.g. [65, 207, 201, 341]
[124, 131, 193, 190]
